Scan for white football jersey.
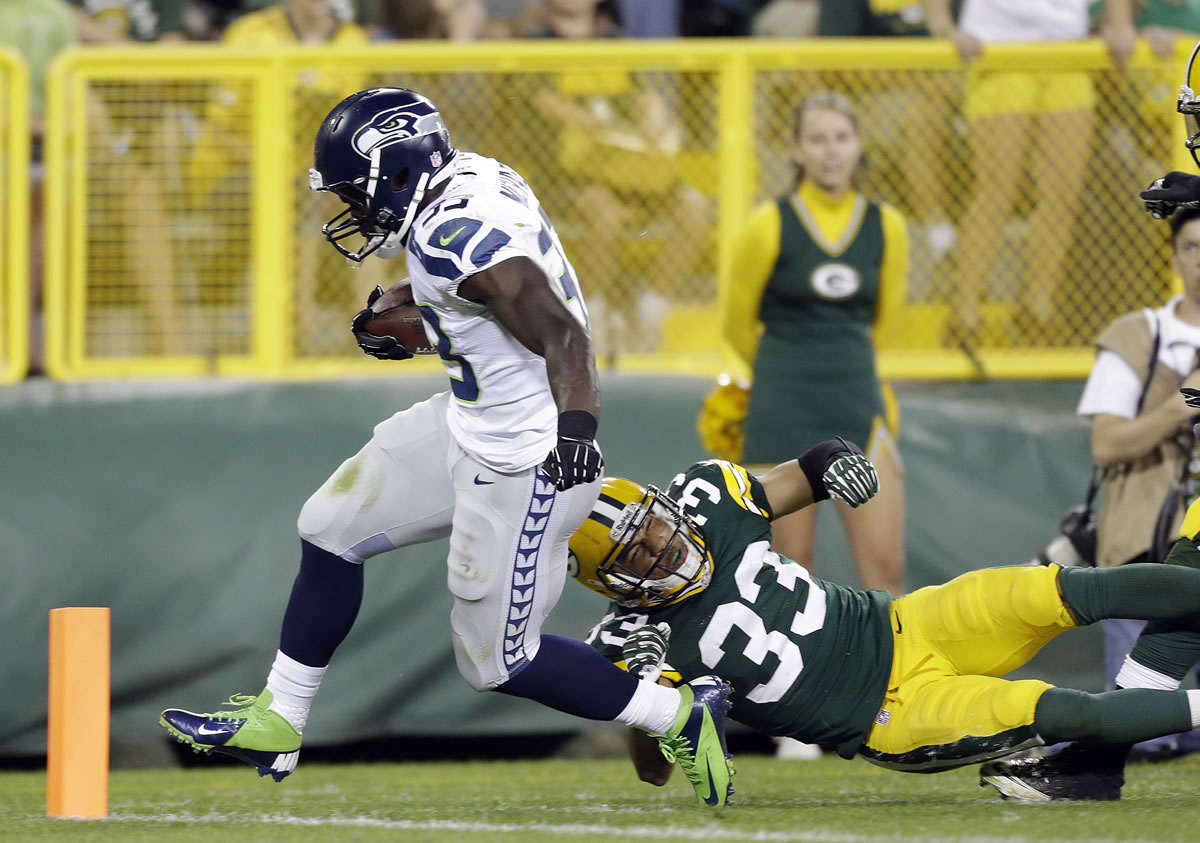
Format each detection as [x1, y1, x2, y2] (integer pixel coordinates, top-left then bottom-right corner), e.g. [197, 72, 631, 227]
[404, 152, 591, 473]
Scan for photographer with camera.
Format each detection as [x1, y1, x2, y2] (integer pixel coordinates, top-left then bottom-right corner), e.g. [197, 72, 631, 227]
[1001, 208, 1200, 800]
[1081, 208, 1200, 749]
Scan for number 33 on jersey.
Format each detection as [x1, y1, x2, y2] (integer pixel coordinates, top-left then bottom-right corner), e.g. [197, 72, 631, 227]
[585, 460, 895, 758]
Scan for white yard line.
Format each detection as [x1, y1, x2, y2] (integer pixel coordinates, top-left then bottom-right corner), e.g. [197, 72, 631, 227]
[98, 813, 1132, 843]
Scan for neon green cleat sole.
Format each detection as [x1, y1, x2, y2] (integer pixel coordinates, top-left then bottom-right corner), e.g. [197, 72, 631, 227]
[654, 675, 735, 807]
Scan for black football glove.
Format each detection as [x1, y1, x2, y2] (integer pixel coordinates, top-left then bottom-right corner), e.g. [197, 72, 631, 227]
[797, 436, 879, 507]
[1141, 171, 1200, 220]
[351, 285, 413, 360]
[823, 452, 880, 508]
[622, 622, 671, 682]
[540, 410, 603, 491]
[1182, 387, 1200, 409]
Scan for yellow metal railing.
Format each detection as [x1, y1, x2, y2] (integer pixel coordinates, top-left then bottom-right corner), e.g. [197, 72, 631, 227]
[0, 48, 29, 384]
[40, 40, 1193, 381]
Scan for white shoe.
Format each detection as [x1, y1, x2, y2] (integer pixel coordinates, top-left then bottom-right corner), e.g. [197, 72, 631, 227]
[774, 736, 822, 760]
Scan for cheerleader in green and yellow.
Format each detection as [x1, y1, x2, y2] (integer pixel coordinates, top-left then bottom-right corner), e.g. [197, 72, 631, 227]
[699, 91, 906, 596]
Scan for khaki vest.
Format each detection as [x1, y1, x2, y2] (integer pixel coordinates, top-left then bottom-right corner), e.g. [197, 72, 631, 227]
[1095, 310, 1192, 568]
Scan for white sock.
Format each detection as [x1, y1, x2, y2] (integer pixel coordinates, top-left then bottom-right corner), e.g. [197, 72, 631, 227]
[1187, 690, 1200, 729]
[1115, 655, 1182, 691]
[615, 679, 682, 735]
[265, 650, 327, 733]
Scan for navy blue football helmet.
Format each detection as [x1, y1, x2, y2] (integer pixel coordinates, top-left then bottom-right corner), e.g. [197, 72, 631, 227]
[309, 87, 456, 262]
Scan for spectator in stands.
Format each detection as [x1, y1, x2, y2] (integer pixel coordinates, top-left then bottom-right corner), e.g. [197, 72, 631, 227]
[923, 0, 1131, 350]
[0, 0, 78, 376]
[1095, 0, 1200, 66]
[750, 0, 816, 37]
[526, 0, 713, 359]
[71, 0, 190, 358]
[1095, 1, 1200, 142]
[377, 0, 488, 40]
[818, 0, 959, 269]
[820, 0, 929, 37]
[680, 0, 747, 35]
[612, 0, 680, 36]
[69, 0, 186, 42]
[191, 0, 379, 352]
[476, 0, 544, 38]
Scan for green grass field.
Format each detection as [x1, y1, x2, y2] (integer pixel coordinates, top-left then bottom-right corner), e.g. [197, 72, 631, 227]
[3, 754, 1199, 842]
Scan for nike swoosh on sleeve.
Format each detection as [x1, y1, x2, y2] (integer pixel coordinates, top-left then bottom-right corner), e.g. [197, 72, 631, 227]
[439, 225, 467, 246]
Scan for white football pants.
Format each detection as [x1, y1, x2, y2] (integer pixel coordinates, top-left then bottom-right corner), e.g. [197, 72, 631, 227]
[297, 391, 601, 690]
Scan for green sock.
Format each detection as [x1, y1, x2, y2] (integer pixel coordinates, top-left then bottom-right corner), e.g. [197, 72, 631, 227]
[1057, 563, 1200, 630]
[1126, 536, 1200, 679]
[1034, 687, 1192, 744]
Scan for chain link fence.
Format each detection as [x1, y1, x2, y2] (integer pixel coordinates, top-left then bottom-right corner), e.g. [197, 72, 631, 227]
[37, 41, 1192, 380]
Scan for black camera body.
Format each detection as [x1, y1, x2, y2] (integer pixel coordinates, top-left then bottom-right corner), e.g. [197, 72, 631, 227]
[1034, 504, 1097, 568]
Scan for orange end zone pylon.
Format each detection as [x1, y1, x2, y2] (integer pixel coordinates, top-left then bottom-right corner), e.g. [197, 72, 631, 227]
[47, 607, 110, 818]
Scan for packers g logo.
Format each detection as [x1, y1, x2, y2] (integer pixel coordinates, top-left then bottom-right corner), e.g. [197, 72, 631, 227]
[351, 103, 445, 160]
[810, 263, 861, 300]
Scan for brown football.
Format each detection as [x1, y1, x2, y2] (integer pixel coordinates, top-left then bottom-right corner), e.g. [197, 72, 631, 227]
[364, 282, 435, 355]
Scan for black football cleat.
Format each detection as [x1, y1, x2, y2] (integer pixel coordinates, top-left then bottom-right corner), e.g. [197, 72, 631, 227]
[980, 746, 1123, 802]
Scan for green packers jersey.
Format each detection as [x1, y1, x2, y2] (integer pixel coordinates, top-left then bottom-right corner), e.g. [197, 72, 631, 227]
[586, 460, 894, 758]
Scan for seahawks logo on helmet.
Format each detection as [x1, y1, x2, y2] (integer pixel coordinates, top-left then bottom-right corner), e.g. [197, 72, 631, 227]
[351, 103, 448, 160]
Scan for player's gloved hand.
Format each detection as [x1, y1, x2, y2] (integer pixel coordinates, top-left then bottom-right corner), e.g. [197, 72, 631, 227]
[798, 436, 879, 506]
[351, 285, 413, 360]
[541, 410, 603, 491]
[1141, 171, 1200, 219]
[623, 622, 671, 682]
[1183, 387, 1200, 409]
[697, 373, 750, 462]
[823, 451, 880, 508]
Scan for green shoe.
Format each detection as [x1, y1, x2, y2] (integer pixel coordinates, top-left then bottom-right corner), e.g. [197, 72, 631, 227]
[159, 689, 301, 782]
[654, 675, 735, 807]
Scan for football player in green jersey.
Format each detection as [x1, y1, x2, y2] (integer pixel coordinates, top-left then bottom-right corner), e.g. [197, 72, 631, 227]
[570, 437, 1200, 798]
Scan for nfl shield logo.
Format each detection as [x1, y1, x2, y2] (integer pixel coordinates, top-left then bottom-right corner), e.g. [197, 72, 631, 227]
[875, 709, 891, 726]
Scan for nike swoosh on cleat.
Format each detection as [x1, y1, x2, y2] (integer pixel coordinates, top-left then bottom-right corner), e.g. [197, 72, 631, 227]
[439, 225, 468, 246]
[703, 758, 720, 806]
[196, 724, 230, 736]
[474, 474, 494, 485]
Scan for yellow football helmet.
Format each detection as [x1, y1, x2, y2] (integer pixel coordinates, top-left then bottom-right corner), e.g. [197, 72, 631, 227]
[568, 477, 713, 608]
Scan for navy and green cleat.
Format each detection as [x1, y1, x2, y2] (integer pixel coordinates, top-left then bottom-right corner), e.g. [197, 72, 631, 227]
[159, 690, 301, 782]
[653, 675, 735, 808]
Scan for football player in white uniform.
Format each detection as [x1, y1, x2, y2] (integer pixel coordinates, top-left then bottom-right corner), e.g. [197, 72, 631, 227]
[159, 87, 735, 807]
